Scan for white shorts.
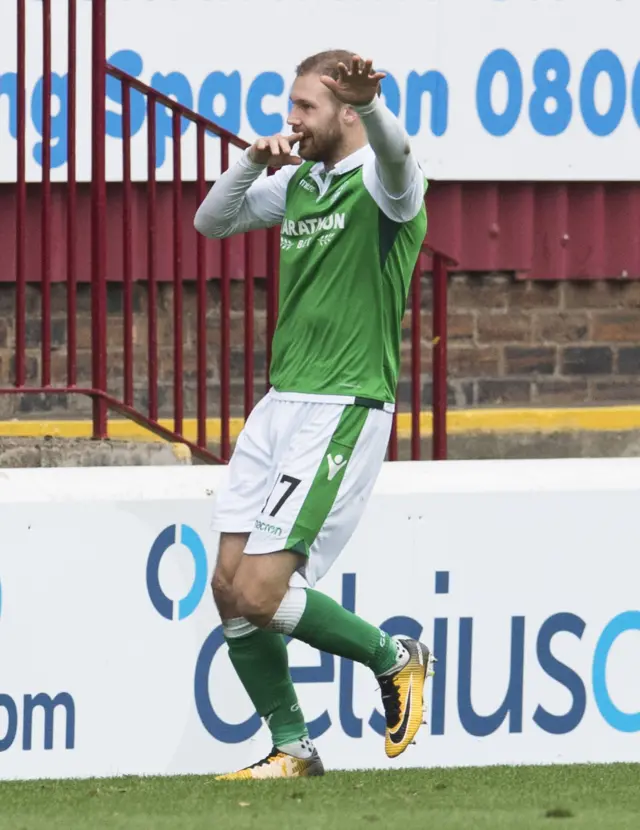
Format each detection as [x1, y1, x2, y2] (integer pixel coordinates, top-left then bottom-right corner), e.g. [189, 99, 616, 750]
[211, 389, 392, 587]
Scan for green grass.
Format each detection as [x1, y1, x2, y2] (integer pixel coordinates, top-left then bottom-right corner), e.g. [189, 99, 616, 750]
[0, 764, 638, 830]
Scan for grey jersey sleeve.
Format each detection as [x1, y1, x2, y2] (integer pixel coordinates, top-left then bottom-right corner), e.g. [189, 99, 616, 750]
[194, 150, 297, 239]
[355, 97, 427, 224]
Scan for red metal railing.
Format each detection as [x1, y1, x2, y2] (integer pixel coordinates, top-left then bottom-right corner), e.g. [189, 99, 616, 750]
[14, 0, 26, 388]
[2, 0, 456, 464]
[98, 59, 257, 463]
[91, 0, 108, 439]
[431, 244, 456, 461]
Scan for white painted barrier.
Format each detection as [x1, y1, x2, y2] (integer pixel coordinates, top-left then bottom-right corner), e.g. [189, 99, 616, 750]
[1, 459, 639, 780]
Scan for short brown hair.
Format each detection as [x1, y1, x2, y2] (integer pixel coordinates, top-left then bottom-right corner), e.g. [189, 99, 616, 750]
[296, 50, 383, 96]
[296, 50, 357, 80]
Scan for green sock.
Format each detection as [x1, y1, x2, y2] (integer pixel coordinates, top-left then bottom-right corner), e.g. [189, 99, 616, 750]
[291, 589, 398, 676]
[226, 628, 308, 747]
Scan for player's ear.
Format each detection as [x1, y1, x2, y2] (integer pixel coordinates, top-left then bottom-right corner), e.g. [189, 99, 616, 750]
[342, 106, 359, 125]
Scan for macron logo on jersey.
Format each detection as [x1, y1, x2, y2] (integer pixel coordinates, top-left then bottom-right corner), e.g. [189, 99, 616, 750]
[298, 179, 315, 193]
[327, 453, 348, 481]
[282, 213, 346, 238]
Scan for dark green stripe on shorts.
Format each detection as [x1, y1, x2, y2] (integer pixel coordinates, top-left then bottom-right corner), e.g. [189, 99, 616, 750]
[285, 405, 369, 557]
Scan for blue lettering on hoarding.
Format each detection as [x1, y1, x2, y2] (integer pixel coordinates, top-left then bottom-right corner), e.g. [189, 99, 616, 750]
[533, 613, 586, 735]
[168, 548, 639, 743]
[477, 47, 640, 139]
[476, 49, 523, 136]
[31, 71, 68, 167]
[106, 49, 146, 139]
[143, 528, 640, 744]
[632, 62, 640, 127]
[458, 616, 525, 737]
[406, 70, 448, 137]
[580, 50, 627, 137]
[0, 52, 448, 170]
[529, 49, 572, 137]
[0, 692, 76, 752]
[529, 49, 573, 137]
[3, 47, 640, 171]
[246, 71, 285, 136]
[0, 576, 76, 753]
[150, 71, 193, 166]
[0, 72, 17, 137]
[146, 524, 208, 621]
[197, 71, 242, 135]
[22, 693, 76, 751]
[592, 611, 640, 733]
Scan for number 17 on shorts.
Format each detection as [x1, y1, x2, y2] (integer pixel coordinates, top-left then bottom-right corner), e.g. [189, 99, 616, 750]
[212, 395, 392, 586]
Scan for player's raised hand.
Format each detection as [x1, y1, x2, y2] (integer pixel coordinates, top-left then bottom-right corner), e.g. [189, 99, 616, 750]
[320, 56, 386, 106]
[248, 133, 304, 167]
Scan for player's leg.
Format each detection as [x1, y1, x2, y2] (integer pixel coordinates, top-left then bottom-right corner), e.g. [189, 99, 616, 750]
[234, 546, 403, 676]
[214, 548, 322, 780]
[237, 402, 434, 759]
[212, 534, 312, 766]
[234, 538, 431, 762]
[209, 402, 315, 779]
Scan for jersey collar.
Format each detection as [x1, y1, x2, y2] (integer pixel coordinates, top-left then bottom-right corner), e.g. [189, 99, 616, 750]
[311, 145, 372, 178]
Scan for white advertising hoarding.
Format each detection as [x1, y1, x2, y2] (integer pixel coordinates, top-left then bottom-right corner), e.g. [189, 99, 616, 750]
[0, 0, 639, 182]
[0, 459, 639, 781]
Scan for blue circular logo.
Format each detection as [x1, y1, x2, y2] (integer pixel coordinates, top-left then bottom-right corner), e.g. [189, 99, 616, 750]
[592, 610, 640, 733]
[146, 525, 208, 620]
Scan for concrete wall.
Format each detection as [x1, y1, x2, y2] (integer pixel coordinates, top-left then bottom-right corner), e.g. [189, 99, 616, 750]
[0, 437, 192, 467]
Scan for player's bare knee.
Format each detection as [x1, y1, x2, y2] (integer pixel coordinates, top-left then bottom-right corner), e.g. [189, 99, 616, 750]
[236, 593, 279, 628]
[234, 580, 282, 628]
[232, 550, 300, 626]
[211, 532, 248, 617]
[211, 568, 236, 615]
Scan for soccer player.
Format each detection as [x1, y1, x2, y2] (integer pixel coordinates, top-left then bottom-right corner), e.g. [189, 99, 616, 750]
[194, 50, 432, 780]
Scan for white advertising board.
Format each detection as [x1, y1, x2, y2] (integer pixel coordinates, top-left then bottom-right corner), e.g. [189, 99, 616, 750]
[0, 0, 639, 183]
[1, 458, 639, 781]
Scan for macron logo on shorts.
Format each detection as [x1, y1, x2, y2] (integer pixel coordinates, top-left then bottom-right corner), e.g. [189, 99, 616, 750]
[327, 453, 348, 481]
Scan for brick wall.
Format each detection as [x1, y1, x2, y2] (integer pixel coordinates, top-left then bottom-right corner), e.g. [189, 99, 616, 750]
[436, 274, 640, 406]
[1, 272, 640, 419]
[433, 274, 640, 408]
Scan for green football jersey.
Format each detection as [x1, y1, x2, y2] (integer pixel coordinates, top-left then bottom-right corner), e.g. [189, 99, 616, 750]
[269, 155, 427, 405]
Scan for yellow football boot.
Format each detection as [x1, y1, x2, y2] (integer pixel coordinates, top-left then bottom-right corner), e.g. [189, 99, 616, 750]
[215, 746, 325, 780]
[378, 638, 435, 758]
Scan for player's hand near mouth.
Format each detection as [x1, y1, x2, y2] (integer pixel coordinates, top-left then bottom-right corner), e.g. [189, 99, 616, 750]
[248, 132, 304, 167]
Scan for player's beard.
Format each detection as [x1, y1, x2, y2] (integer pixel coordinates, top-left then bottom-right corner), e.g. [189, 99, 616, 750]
[298, 122, 343, 164]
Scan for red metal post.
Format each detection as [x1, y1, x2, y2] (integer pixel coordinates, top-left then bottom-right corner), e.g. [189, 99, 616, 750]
[15, 0, 26, 387]
[172, 111, 184, 435]
[219, 139, 231, 460]
[122, 81, 134, 406]
[388, 412, 398, 461]
[195, 124, 207, 448]
[66, 0, 77, 386]
[91, 0, 108, 437]
[41, 0, 52, 386]
[147, 94, 158, 421]
[410, 262, 422, 460]
[244, 233, 255, 420]
[432, 253, 448, 460]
